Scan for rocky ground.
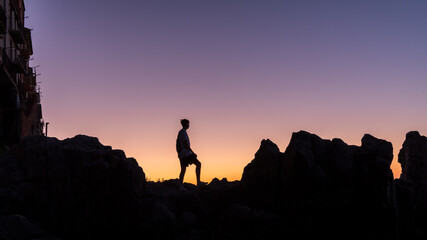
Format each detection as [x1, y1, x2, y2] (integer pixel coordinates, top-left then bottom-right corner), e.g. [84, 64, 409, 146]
[0, 131, 426, 240]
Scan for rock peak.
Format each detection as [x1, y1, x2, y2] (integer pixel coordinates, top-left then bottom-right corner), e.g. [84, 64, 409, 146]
[406, 131, 421, 139]
[399, 131, 427, 181]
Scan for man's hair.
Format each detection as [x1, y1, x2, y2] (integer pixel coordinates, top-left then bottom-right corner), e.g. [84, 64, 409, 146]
[181, 119, 190, 127]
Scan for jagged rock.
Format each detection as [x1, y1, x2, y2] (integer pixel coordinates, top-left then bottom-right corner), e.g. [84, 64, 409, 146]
[241, 139, 284, 188]
[398, 131, 427, 182]
[352, 134, 394, 202]
[239, 131, 396, 239]
[396, 131, 427, 239]
[283, 131, 352, 199]
[3, 130, 427, 240]
[0, 135, 146, 239]
[208, 177, 229, 187]
[282, 131, 393, 200]
[240, 131, 394, 208]
[240, 139, 284, 209]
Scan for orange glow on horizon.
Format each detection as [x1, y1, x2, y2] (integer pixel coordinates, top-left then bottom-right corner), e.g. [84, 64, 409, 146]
[26, 1, 427, 186]
[49, 127, 409, 185]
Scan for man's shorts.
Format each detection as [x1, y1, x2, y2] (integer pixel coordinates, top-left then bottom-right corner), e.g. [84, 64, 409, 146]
[179, 154, 200, 168]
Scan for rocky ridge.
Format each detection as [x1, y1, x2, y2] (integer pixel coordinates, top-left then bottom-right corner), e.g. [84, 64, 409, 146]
[0, 131, 425, 239]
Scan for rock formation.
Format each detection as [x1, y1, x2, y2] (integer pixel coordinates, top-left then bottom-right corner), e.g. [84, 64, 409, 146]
[396, 131, 427, 239]
[0, 131, 426, 240]
[241, 139, 284, 208]
[398, 131, 427, 182]
[0, 135, 145, 239]
[241, 131, 397, 239]
[241, 139, 284, 188]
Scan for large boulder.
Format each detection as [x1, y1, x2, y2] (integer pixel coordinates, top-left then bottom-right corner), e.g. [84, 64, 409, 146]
[241, 139, 284, 188]
[283, 131, 354, 199]
[241, 131, 396, 239]
[240, 131, 394, 205]
[241, 139, 284, 208]
[396, 131, 427, 239]
[352, 134, 394, 202]
[282, 131, 394, 201]
[287, 131, 395, 240]
[0, 135, 146, 239]
[398, 131, 427, 182]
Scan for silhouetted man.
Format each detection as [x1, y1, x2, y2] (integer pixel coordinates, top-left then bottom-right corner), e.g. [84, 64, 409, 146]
[176, 119, 204, 188]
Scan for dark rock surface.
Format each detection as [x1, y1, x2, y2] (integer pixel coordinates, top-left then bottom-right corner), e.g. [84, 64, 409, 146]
[241, 139, 284, 208]
[0, 135, 145, 239]
[0, 131, 426, 239]
[241, 139, 284, 188]
[398, 131, 427, 182]
[242, 130, 397, 239]
[396, 131, 427, 239]
[0, 214, 51, 240]
[140, 179, 281, 239]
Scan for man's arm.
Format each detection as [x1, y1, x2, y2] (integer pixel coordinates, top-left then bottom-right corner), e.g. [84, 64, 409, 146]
[183, 140, 196, 156]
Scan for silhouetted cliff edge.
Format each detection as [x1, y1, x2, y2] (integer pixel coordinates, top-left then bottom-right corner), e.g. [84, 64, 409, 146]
[0, 131, 426, 240]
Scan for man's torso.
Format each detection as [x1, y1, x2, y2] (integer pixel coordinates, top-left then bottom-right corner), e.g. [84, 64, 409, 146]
[177, 129, 192, 159]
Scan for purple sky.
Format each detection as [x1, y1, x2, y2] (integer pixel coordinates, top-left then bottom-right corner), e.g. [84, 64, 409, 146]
[25, 0, 427, 182]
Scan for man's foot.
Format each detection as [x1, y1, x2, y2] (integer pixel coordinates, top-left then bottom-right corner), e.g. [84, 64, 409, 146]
[197, 181, 207, 187]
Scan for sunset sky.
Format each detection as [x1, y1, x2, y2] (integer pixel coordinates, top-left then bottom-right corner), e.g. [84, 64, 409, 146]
[25, 0, 427, 183]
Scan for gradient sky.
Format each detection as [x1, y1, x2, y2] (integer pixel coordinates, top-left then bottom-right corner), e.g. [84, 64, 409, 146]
[25, 0, 427, 183]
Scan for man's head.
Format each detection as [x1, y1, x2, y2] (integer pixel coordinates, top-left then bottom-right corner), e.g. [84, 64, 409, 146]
[181, 119, 190, 129]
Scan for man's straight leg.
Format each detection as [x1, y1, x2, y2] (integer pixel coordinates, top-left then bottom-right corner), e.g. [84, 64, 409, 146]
[179, 165, 186, 184]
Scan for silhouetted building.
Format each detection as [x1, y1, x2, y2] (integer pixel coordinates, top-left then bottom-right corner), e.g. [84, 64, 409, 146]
[0, 0, 42, 149]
